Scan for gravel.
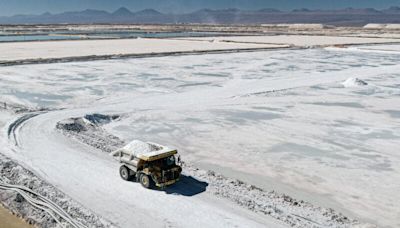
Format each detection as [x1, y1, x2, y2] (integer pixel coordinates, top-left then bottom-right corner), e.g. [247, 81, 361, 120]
[0, 153, 114, 228]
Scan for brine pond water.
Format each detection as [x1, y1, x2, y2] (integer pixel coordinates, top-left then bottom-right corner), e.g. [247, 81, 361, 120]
[0, 31, 229, 42]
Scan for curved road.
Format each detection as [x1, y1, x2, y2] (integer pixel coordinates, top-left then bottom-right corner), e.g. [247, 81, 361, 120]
[8, 108, 286, 228]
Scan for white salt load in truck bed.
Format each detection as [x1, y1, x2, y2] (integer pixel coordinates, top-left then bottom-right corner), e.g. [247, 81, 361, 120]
[110, 140, 178, 161]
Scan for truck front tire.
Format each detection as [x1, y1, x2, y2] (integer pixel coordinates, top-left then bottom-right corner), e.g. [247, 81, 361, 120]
[140, 174, 154, 189]
[119, 165, 131, 181]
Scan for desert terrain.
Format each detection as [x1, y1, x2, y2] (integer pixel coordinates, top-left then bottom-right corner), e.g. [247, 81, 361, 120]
[0, 24, 399, 228]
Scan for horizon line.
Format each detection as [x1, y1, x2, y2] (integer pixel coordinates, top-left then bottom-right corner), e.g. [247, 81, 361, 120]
[3, 5, 400, 17]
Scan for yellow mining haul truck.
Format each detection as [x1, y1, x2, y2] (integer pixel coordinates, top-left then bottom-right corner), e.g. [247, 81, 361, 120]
[111, 140, 182, 189]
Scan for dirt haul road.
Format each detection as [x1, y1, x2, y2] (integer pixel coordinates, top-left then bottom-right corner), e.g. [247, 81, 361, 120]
[6, 109, 287, 228]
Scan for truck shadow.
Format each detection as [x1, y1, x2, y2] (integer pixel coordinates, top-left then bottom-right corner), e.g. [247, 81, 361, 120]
[162, 175, 208, 197]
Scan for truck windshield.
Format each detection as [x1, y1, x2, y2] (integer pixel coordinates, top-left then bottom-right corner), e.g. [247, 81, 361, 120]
[165, 156, 175, 166]
[150, 155, 176, 169]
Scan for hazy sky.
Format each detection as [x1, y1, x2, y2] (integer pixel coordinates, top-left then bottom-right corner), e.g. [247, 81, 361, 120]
[0, 0, 400, 16]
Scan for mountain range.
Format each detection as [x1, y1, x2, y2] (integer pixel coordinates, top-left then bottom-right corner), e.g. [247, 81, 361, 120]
[1, 7, 400, 26]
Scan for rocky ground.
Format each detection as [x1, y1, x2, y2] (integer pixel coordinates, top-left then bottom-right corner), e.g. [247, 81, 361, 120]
[0, 153, 114, 228]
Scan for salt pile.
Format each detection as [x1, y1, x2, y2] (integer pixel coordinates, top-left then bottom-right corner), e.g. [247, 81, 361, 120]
[342, 77, 368, 88]
[120, 140, 161, 156]
[364, 24, 386, 29]
[56, 114, 119, 132]
[364, 23, 400, 30]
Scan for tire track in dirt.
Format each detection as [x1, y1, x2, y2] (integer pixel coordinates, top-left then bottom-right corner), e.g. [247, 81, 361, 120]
[8, 113, 43, 146]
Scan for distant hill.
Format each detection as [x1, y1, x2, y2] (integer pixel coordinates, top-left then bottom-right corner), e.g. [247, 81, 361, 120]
[112, 7, 135, 17]
[1, 7, 400, 26]
[382, 6, 400, 14]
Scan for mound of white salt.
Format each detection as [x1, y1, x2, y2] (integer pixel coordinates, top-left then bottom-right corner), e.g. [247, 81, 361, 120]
[110, 140, 174, 159]
[123, 140, 161, 154]
[342, 77, 368, 88]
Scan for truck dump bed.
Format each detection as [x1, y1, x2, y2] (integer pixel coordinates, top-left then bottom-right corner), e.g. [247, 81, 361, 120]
[110, 140, 177, 161]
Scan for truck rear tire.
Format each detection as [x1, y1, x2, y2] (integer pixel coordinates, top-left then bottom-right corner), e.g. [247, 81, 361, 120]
[119, 165, 131, 181]
[139, 173, 154, 189]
